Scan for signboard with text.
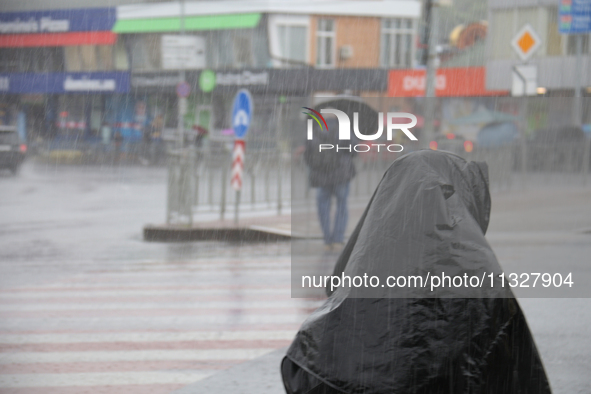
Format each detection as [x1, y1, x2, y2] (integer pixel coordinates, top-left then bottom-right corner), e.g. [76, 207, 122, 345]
[0, 72, 130, 94]
[388, 67, 508, 97]
[559, 0, 591, 34]
[0, 8, 116, 34]
[161, 35, 206, 70]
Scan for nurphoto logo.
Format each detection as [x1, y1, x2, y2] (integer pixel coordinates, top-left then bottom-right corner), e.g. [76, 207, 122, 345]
[304, 108, 418, 153]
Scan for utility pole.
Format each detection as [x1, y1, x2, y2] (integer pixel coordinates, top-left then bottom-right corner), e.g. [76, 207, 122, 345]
[574, 34, 590, 184]
[177, 0, 186, 150]
[422, 0, 440, 148]
[574, 34, 582, 126]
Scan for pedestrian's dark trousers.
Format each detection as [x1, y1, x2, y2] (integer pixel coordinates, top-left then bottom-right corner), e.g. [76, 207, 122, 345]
[281, 356, 344, 394]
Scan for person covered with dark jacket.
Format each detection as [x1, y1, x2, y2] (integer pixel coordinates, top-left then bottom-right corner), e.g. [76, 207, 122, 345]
[304, 117, 356, 251]
[282, 150, 551, 394]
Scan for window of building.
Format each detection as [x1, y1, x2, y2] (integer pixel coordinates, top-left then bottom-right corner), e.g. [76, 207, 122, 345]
[316, 19, 335, 68]
[277, 25, 307, 63]
[381, 18, 414, 68]
[268, 15, 309, 67]
[63, 44, 124, 72]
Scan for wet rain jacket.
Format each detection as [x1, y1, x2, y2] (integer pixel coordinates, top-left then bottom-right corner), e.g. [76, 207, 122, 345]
[304, 119, 356, 188]
[285, 150, 551, 394]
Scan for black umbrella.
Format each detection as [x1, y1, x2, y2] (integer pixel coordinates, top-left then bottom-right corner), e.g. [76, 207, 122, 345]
[313, 98, 380, 137]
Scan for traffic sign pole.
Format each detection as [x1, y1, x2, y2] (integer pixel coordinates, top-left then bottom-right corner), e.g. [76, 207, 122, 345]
[574, 34, 582, 125]
[558, 0, 590, 182]
[231, 140, 245, 224]
[231, 140, 245, 189]
[230, 90, 253, 225]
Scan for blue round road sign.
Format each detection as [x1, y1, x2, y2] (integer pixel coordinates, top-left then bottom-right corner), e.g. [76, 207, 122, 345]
[176, 81, 190, 98]
[232, 89, 253, 139]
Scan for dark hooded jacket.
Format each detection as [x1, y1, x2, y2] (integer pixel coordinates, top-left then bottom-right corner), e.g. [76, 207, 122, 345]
[304, 118, 356, 188]
[285, 150, 551, 394]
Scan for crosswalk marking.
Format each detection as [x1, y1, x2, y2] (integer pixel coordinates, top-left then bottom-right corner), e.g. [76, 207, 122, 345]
[0, 348, 277, 365]
[0, 251, 317, 390]
[0, 300, 314, 311]
[0, 330, 297, 344]
[0, 371, 215, 388]
[0, 287, 290, 299]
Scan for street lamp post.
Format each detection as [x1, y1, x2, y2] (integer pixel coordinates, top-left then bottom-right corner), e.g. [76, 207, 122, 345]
[177, 0, 186, 150]
[422, 0, 441, 149]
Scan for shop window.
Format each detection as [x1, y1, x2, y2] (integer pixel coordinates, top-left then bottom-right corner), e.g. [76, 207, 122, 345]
[149, 95, 178, 129]
[0, 47, 64, 73]
[64, 45, 120, 72]
[114, 39, 130, 70]
[64, 46, 83, 71]
[56, 95, 88, 139]
[126, 34, 161, 72]
[316, 19, 335, 68]
[79, 45, 98, 71]
[0, 49, 20, 72]
[97, 45, 114, 71]
[381, 18, 414, 68]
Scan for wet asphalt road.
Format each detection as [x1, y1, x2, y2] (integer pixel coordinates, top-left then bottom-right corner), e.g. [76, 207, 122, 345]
[0, 161, 590, 393]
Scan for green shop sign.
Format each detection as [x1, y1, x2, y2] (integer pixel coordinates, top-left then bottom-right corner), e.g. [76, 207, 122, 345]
[199, 70, 216, 93]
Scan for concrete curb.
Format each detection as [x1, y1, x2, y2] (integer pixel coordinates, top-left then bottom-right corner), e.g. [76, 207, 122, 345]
[143, 224, 293, 242]
[172, 348, 287, 394]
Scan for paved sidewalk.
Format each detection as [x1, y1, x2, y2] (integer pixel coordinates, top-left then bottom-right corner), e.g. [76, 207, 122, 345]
[172, 348, 287, 394]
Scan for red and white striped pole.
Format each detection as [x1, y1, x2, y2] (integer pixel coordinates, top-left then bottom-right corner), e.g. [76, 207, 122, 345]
[231, 139, 245, 224]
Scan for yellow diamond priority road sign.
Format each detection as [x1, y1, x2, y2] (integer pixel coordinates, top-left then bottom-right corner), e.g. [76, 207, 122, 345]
[511, 24, 542, 62]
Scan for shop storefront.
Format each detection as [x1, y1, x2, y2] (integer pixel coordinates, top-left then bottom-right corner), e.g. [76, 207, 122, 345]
[0, 72, 130, 144]
[130, 67, 389, 148]
[0, 8, 131, 145]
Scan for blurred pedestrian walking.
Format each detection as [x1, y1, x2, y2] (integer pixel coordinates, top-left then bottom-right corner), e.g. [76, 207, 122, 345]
[304, 117, 356, 251]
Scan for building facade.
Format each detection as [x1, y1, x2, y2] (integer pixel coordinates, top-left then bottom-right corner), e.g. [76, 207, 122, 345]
[486, 0, 591, 94]
[0, 0, 422, 148]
